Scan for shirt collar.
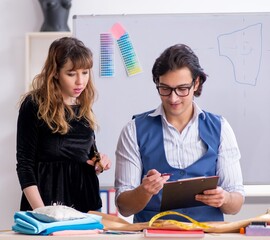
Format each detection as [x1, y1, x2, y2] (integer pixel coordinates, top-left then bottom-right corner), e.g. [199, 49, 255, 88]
[148, 101, 205, 120]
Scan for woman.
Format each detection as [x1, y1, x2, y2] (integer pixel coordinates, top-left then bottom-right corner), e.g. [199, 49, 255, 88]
[16, 37, 111, 212]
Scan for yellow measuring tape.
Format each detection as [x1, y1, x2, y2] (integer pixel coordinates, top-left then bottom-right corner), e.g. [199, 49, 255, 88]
[149, 211, 212, 230]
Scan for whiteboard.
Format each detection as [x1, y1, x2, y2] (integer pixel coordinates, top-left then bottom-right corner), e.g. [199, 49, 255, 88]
[73, 13, 270, 186]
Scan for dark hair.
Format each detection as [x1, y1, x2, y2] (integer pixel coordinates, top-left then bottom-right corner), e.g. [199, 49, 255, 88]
[152, 44, 207, 97]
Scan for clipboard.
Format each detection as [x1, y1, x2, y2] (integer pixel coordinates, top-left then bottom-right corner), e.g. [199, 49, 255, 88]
[160, 176, 219, 211]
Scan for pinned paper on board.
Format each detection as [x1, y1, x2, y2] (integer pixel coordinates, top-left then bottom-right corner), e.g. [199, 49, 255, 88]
[110, 22, 142, 76]
[100, 33, 115, 77]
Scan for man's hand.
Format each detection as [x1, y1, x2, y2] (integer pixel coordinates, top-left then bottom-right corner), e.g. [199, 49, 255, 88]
[141, 169, 171, 195]
[195, 186, 228, 208]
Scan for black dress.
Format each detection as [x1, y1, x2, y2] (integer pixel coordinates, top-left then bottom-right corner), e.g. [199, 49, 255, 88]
[16, 96, 102, 212]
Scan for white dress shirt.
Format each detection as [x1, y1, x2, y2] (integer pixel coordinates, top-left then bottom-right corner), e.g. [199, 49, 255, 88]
[115, 102, 245, 200]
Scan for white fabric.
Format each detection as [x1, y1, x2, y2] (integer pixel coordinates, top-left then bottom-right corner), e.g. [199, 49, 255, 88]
[30, 205, 86, 222]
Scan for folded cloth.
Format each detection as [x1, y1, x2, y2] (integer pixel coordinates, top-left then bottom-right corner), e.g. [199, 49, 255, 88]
[50, 229, 103, 236]
[12, 211, 103, 235]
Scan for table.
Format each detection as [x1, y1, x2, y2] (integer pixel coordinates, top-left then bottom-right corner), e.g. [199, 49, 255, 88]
[0, 231, 270, 239]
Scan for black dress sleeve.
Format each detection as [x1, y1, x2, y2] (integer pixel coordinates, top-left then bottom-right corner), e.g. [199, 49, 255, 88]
[16, 96, 39, 190]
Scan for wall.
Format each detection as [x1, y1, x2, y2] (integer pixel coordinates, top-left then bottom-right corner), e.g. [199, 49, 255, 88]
[0, 0, 269, 229]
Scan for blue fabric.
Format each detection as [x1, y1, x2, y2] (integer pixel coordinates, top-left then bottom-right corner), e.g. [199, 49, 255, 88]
[133, 110, 223, 222]
[12, 211, 103, 235]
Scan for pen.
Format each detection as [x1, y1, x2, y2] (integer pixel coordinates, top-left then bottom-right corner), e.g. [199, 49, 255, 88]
[146, 173, 173, 177]
[161, 173, 173, 177]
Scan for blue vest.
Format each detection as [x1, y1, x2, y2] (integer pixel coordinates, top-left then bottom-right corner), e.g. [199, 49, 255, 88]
[133, 110, 223, 223]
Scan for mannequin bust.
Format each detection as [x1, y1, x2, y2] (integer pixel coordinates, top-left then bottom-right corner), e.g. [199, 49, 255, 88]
[38, 0, 72, 31]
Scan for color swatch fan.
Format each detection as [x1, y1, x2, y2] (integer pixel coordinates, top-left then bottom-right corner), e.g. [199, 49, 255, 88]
[100, 33, 115, 77]
[111, 23, 142, 76]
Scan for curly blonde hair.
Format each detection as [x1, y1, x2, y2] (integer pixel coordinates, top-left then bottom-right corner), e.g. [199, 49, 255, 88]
[22, 37, 97, 134]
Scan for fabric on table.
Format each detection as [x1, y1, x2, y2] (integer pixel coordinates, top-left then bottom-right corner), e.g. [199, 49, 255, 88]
[88, 209, 270, 233]
[12, 211, 103, 235]
[50, 229, 103, 236]
[30, 205, 87, 222]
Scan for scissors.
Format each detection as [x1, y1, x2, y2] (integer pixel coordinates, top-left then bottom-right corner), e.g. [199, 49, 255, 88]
[92, 137, 104, 173]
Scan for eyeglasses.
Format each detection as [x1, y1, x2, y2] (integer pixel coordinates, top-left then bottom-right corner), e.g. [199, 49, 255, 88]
[156, 81, 194, 97]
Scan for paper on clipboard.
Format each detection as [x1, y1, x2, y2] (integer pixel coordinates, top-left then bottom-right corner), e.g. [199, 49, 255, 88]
[160, 176, 219, 211]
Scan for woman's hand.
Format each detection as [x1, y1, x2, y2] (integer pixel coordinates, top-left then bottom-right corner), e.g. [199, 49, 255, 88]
[87, 153, 111, 174]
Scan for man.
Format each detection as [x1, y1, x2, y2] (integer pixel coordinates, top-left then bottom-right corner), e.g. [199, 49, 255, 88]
[115, 44, 244, 223]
